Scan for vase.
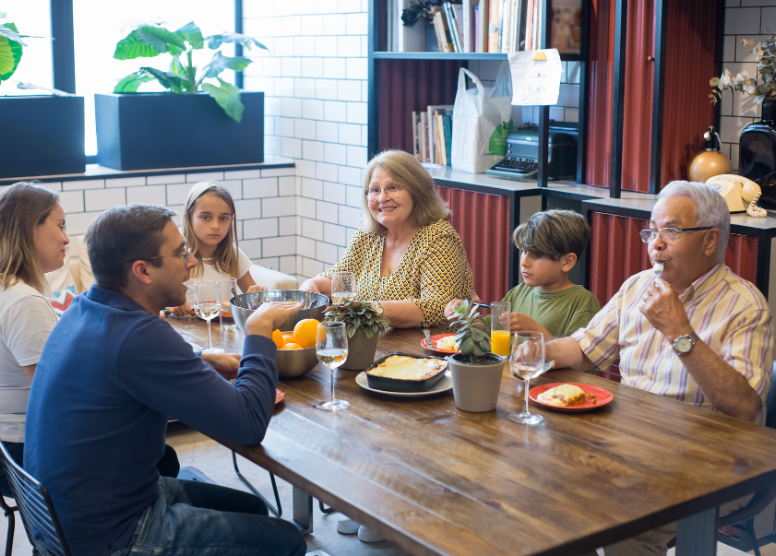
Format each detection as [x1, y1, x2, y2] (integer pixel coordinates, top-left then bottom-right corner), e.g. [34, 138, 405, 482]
[340, 330, 380, 370]
[448, 353, 505, 412]
[740, 98, 776, 207]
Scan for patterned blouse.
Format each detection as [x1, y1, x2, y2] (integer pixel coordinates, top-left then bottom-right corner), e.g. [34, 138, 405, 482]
[321, 220, 474, 328]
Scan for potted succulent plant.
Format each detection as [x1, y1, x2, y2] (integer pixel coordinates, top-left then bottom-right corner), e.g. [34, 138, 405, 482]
[323, 300, 390, 370]
[95, 21, 267, 171]
[0, 14, 84, 178]
[447, 300, 506, 412]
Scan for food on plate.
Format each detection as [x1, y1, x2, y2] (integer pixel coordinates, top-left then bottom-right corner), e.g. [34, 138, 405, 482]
[292, 318, 320, 348]
[367, 355, 446, 381]
[537, 384, 596, 407]
[435, 335, 459, 351]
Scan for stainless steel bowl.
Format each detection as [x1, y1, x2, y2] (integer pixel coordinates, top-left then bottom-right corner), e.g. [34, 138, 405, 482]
[276, 342, 319, 378]
[230, 290, 329, 334]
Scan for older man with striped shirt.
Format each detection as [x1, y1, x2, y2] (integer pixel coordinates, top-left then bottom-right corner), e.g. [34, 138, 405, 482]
[549, 181, 773, 556]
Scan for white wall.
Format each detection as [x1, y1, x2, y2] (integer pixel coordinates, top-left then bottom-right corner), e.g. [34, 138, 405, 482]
[719, 1, 776, 170]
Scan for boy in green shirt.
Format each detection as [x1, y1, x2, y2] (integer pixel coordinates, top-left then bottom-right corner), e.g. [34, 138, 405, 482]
[445, 209, 600, 339]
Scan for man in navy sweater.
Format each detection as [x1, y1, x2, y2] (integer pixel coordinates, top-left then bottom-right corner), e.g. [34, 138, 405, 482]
[24, 205, 306, 556]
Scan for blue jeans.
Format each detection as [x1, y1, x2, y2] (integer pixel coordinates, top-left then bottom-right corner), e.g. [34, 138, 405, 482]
[109, 477, 306, 556]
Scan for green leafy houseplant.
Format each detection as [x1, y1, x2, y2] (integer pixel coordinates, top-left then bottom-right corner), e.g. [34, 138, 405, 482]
[112, 22, 267, 122]
[323, 300, 390, 339]
[710, 36, 776, 105]
[0, 14, 26, 89]
[450, 300, 491, 364]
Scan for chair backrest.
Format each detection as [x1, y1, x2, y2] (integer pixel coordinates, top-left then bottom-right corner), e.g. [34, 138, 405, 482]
[766, 362, 776, 430]
[0, 442, 70, 556]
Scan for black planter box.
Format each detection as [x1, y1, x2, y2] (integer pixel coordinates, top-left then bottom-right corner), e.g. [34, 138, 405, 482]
[95, 91, 264, 170]
[0, 95, 85, 179]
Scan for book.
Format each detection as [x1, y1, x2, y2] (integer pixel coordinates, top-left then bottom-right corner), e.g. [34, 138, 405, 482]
[412, 111, 420, 160]
[488, 0, 500, 53]
[452, 4, 465, 52]
[463, 0, 474, 53]
[533, 0, 542, 50]
[435, 111, 445, 165]
[427, 104, 453, 165]
[501, 0, 512, 53]
[497, 0, 506, 52]
[474, 5, 480, 52]
[478, 0, 489, 53]
[387, 0, 393, 51]
[443, 3, 461, 53]
[510, 0, 521, 52]
[431, 8, 454, 53]
[525, 0, 533, 51]
[443, 114, 453, 166]
[419, 112, 428, 162]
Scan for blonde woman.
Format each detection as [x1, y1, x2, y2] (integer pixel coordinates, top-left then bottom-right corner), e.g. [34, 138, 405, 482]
[301, 150, 474, 329]
[0, 182, 68, 495]
[168, 181, 263, 316]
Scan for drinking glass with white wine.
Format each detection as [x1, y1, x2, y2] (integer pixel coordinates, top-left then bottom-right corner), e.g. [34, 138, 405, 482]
[331, 271, 356, 303]
[194, 280, 224, 354]
[508, 332, 546, 425]
[315, 321, 349, 412]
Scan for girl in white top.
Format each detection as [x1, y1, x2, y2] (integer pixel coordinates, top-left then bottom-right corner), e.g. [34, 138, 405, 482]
[168, 181, 263, 316]
[0, 182, 68, 493]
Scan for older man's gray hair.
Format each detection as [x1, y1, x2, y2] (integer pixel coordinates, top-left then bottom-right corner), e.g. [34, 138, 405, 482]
[658, 181, 730, 261]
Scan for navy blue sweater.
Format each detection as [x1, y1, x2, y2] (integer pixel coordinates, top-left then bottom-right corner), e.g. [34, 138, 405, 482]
[24, 286, 278, 556]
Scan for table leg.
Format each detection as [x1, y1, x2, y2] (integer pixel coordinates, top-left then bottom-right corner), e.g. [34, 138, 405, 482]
[675, 507, 719, 555]
[292, 486, 313, 535]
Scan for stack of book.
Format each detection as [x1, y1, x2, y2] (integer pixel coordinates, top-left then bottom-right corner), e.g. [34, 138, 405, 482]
[411, 105, 453, 166]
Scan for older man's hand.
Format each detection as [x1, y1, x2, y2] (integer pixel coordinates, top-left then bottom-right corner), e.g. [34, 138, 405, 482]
[638, 278, 693, 342]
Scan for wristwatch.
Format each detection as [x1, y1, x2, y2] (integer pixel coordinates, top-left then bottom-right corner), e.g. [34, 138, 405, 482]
[672, 332, 700, 355]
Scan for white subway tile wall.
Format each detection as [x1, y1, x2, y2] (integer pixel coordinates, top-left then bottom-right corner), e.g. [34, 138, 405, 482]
[721, 2, 772, 169]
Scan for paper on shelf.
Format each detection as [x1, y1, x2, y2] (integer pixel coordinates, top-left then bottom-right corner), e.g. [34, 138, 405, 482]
[507, 49, 562, 106]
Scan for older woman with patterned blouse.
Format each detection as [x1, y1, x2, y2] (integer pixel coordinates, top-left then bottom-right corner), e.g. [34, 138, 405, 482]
[300, 150, 474, 328]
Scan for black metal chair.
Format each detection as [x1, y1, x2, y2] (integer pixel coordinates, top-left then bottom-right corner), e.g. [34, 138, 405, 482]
[0, 493, 17, 556]
[0, 441, 71, 556]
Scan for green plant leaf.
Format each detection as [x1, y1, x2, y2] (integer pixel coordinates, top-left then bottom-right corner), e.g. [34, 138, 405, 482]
[136, 26, 186, 56]
[201, 78, 244, 122]
[0, 22, 26, 46]
[201, 52, 251, 79]
[206, 32, 268, 51]
[113, 71, 155, 93]
[0, 24, 23, 81]
[138, 66, 187, 94]
[114, 29, 162, 60]
[176, 21, 204, 49]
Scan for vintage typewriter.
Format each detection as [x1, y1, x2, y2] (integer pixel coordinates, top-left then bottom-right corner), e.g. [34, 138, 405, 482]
[486, 121, 578, 180]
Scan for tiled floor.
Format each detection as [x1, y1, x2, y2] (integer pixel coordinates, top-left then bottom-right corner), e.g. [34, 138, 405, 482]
[0, 422, 770, 556]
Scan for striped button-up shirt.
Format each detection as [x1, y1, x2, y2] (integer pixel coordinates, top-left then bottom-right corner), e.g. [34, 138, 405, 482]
[572, 264, 773, 424]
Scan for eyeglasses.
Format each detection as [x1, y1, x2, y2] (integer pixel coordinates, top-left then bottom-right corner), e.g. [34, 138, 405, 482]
[366, 184, 403, 199]
[638, 227, 712, 244]
[133, 247, 192, 264]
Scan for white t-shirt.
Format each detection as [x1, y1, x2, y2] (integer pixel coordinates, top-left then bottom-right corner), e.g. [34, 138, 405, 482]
[0, 281, 59, 442]
[184, 248, 253, 305]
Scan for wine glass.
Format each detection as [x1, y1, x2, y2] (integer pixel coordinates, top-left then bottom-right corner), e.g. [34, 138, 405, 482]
[508, 332, 545, 426]
[315, 321, 349, 412]
[194, 280, 224, 354]
[331, 272, 356, 303]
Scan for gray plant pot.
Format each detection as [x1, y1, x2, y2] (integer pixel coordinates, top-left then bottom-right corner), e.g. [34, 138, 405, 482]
[448, 353, 506, 412]
[341, 330, 380, 370]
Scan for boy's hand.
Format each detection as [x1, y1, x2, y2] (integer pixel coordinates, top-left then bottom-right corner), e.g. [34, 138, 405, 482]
[445, 299, 464, 319]
[503, 312, 540, 334]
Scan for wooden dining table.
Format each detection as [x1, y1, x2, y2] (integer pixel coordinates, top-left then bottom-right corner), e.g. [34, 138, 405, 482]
[169, 316, 776, 556]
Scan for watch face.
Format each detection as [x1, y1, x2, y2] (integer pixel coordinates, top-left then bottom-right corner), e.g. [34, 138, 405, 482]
[675, 337, 693, 353]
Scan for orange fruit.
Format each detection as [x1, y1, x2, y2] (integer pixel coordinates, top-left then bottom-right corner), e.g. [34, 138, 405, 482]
[282, 332, 295, 343]
[292, 318, 320, 348]
[282, 342, 303, 350]
[271, 329, 285, 349]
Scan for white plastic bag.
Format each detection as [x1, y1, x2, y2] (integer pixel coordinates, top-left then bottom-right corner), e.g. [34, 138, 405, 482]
[451, 62, 514, 174]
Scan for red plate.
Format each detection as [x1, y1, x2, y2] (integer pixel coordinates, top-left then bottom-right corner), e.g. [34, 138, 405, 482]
[275, 389, 284, 404]
[420, 334, 459, 354]
[528, 383, 613, 412]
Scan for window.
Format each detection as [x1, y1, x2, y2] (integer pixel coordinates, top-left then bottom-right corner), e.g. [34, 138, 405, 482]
[73, 1, 235, 155]
[0, 0, 52, 94]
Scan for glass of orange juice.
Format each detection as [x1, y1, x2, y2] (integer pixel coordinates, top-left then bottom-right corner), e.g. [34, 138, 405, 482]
[490, 301, 511, 356]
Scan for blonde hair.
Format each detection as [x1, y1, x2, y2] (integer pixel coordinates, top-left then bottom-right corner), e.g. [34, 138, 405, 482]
[361, 150, 451, 234]
[183, 181, 240, 279]
[0, 181, 60, 293]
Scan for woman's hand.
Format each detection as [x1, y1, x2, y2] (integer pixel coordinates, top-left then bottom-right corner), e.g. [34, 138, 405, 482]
[299, 279, 321, 293]
[246, 285, 266, 293]
[167, 302, 194, 317]
[444, 299, 464, 319]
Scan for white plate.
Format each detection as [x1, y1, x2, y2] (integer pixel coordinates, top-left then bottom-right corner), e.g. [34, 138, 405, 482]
[355, 370, 453, 397]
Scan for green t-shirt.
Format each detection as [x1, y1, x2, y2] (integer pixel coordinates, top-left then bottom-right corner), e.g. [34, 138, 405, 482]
[481, 283, 601, 338]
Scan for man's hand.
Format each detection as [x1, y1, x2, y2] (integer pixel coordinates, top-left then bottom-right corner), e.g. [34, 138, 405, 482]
[167, 301, 194, 317]
[444, 299, 464, 319]
[638, 278, 693, 342]
[245, 301, 303, 338]
[201, 352, 241, 381]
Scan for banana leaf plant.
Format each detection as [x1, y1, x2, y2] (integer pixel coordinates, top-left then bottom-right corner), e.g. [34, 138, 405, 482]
[0, 17, 27, 89]
[112, 22, 267, 122]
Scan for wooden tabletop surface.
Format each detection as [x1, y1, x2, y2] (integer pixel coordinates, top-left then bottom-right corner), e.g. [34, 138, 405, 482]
[169, 317, 776, 556]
